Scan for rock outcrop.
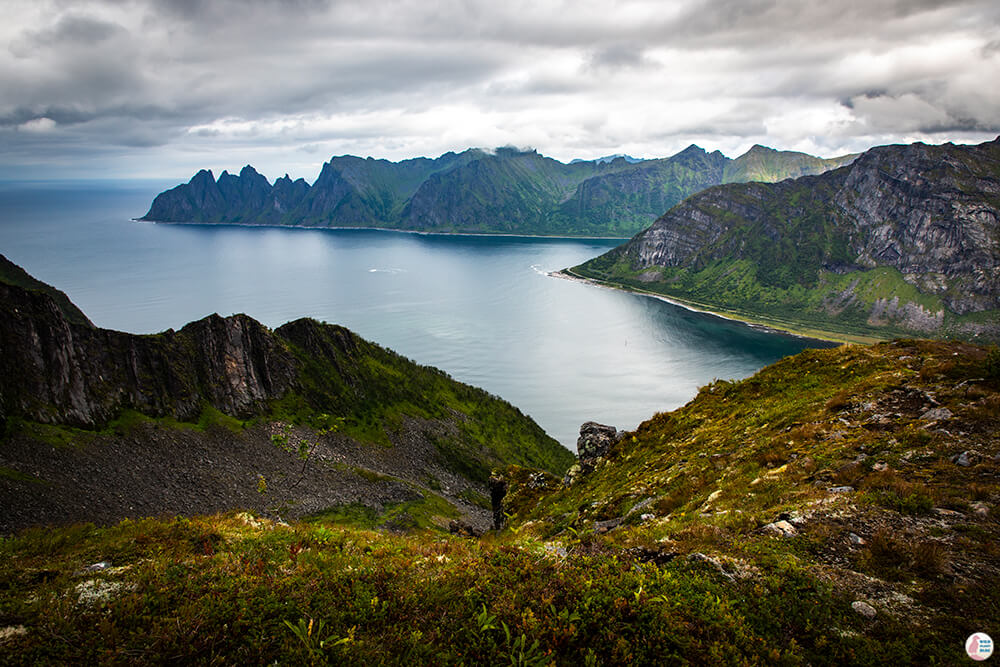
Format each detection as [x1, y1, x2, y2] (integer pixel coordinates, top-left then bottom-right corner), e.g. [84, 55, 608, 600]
[574, 136, 1000, 340]
[563, 421, 622, 485]
[1, 278, 296, 428]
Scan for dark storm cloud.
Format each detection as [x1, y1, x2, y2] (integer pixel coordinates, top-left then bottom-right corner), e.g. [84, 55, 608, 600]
[1, 0, 998, 179]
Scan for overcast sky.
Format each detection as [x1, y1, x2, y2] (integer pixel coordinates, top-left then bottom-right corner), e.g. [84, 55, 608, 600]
[3, 0, 999, 181]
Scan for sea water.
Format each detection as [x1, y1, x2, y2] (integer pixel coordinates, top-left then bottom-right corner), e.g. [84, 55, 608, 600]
[0, 181, 832, 448]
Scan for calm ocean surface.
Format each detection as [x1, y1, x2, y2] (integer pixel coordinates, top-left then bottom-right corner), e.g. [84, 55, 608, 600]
[0, 181, 833, 448]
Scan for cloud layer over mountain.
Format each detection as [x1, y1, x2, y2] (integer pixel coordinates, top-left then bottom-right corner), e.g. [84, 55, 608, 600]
[3, 0, 999, 178]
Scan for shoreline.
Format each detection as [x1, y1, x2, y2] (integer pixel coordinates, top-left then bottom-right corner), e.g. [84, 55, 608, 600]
[551, 269, 882, 345]
[134, 219, 631, 242]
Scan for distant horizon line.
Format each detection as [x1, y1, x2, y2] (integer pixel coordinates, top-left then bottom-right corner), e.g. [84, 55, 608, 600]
[3, 135, 996, 185]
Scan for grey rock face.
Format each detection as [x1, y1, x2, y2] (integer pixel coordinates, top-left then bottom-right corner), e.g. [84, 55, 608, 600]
[0, 279, 297, 427]
[597, 137, 1000, 337]
[576, 421, 620, 462]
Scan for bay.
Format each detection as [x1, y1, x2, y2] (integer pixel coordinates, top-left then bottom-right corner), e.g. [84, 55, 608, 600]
[0, 181, 833, 449]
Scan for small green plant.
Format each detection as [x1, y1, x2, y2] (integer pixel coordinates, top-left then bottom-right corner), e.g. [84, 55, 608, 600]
[501, 622, 546, 667]
[284, 617, 353, 662]
[476, 604, 499, 634]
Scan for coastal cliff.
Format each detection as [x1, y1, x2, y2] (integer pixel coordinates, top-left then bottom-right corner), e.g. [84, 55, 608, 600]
[573, 137, 1000, 341]
[0, 256, 572, 533]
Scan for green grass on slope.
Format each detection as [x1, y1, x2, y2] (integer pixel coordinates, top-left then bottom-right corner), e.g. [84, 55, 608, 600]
[274, 321, 573, 480]
[0, 510, 971, 665]
[573, 255, 998, 342]
[498, 340, 1000, 664]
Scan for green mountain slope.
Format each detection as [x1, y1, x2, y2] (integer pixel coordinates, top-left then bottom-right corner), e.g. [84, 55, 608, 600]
[3, 340, 997, 664]
[140, 144, 854, 237]
[572, 137, 1000, 342]
[549, 145, 730, 236]
[723, 144, 857, 183]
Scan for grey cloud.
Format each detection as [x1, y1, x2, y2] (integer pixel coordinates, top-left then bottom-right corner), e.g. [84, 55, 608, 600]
[660, 0, 984, 46]
[2, 0, 999, 178]
[21, 13, 124, 47]
[588, 44, 649, 70]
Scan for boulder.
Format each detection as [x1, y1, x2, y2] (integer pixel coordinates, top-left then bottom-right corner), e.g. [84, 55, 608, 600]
[762, 520, 797, 538]
[576, 422, 621, 462]
[564, 422, 622, 485]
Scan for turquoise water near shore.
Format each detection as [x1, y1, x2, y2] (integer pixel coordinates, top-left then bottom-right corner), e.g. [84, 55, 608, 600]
[0, 181, 833, 448]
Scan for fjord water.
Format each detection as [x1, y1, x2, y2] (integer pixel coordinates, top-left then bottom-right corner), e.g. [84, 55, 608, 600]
[0, 182, 831, 448]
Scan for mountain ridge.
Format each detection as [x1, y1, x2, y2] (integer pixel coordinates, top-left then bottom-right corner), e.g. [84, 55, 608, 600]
[571, 137, 1000, 342]
[140, 144, 856, 237]
[0, 255, 572, 533]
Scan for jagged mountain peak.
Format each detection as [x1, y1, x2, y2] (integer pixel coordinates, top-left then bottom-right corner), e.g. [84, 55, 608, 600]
[572, 136, 1000, 341]
[141, 143, 855, 234]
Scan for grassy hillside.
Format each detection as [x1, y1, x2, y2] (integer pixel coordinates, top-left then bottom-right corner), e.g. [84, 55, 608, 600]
[722, 145, 857, 183]
[3, 341, 997, 664]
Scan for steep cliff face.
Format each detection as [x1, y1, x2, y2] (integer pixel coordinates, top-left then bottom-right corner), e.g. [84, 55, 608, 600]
[574, 137, 1000, 341]
[0, 260, 573, 532]
[0, 280, 296, 427]
[833, 141, 1000, 314]
[139, 145, 853, 237]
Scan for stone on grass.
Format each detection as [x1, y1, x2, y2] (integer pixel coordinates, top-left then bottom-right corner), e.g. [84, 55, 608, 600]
[852, 601, 877, 619]
[762, 520, 797, 538]
[920, 407, 952, 421]
[970, 502, 989, 518]
[951, 450, 980, 467]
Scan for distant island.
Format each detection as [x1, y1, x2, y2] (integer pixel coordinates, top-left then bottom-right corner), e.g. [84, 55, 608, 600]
[139, 144, 855, 237]
[569, 137, 1000, 343]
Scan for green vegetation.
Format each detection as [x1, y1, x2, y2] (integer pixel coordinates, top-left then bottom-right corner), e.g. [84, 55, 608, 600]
[273, 320, 573, 479]
[304, 491, 460, 531]
[0, 509, 974, 665]
[143, 144, 854, 238]
[722, 145, 856, 184]
[3, 340, 996, 664]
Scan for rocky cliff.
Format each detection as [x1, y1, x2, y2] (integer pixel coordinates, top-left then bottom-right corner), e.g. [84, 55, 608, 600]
[0, 257, 572, 532]
[140, 144, 853, 237]
[573, 137, 1000, 341]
